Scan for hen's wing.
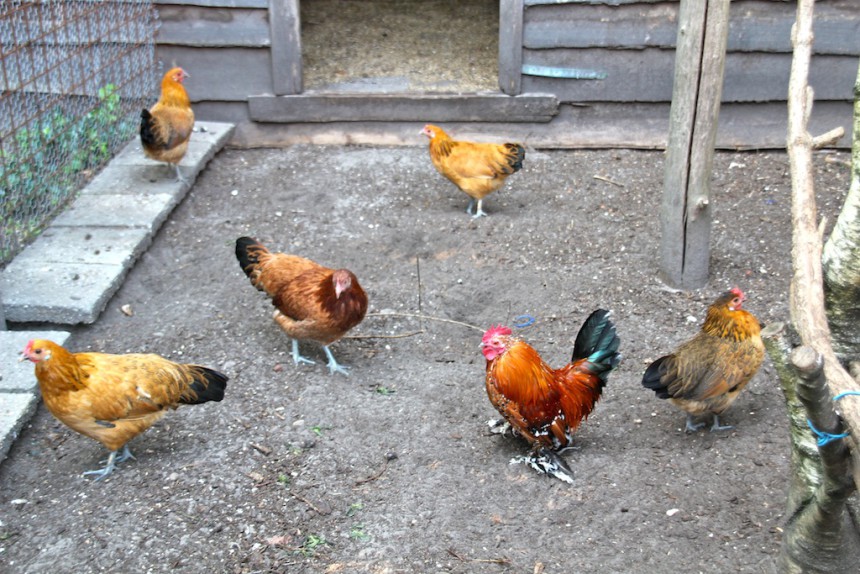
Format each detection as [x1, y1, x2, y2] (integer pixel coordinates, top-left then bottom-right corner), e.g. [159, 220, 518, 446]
[49, 353, 225, 450]
[651, 335, 763, 401]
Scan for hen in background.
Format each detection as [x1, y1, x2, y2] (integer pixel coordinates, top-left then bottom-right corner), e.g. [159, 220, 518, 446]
[482, 310, 621, 483]
[422, 124, 525, 218]
[641, 288, 764, 433]
[140, 67, 194, 181]
[21, 339, 227, 480]
[235, 236, 368, 375]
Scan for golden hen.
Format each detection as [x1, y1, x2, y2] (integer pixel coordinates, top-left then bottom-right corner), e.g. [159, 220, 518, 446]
[235, 236, 368, 375]
[140, 67, 194, 181]
[422, 124, 525, 218]
[21, 339, 227, 480]
[481, 310, 621, 482]
[641, 288, 764, 432]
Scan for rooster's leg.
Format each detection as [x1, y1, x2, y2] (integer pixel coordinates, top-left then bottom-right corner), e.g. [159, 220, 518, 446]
[291, 339, 316, 366]
[471, 199, 488, 219]
[684, 414, 706, 433]
[465, 198, 476, 215]
[82, 444, 134, 481]
[709, 414, 734, 432]
[322, 345, 350, 376]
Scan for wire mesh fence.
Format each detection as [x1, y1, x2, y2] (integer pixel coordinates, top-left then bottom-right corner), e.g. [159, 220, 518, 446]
[0, 0, 158, 265]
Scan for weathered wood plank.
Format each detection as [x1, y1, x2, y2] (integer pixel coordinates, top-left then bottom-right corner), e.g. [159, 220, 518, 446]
[247, 94, 559, 123]
[660, 0, 730, 289]
[155, 5, 270, 47]
[499, 0, 525, 95]
[155, 46, 272, 100]
[523, 0, 860, 55]
[227, 101, 853, 149]
[522, 49, 857, 102]
[269, 0, 302, 95]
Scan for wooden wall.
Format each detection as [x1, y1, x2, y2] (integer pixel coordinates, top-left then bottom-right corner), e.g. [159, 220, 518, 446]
[152, 0, 860, 148]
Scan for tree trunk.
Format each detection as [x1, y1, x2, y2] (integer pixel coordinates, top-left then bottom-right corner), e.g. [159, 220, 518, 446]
[772, 0, 860, 570]
[822, 60, 860, 363]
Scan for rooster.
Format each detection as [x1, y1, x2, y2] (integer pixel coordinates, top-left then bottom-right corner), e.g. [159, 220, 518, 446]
[21, 339, 227, 480]
[140, 67, 194, 181]
[422, 124, 525, 218]
[641, 288, 764, 433]
[481, 310, 621, 482]
[235, 236, 368, 375]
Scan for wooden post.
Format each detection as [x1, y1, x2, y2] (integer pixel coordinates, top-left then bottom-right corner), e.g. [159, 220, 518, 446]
[269, 0, 302, 95]
[660, 0, 730, 289]
[498, 0, 524, 95]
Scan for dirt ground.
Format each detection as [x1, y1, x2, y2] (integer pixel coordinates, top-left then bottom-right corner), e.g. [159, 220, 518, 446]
[0, 143, 852, 573]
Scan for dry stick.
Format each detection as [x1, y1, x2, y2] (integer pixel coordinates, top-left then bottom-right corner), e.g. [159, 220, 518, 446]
[364, 311, 484, 332]
[593, 174, 625, 187]
[290, 491, 329, 515]
[446, 548, 511, 565]
[344, 330, 424, 340]
[786, 0, 860, 489]
[354, 458, 390, 486]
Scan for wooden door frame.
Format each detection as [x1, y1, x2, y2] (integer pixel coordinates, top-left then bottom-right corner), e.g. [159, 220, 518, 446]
[268, 0, 523, 96]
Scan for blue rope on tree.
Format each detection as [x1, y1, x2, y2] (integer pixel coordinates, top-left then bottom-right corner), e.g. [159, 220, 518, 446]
[806, 419, 849, 448]
[832, 390, 860, 402]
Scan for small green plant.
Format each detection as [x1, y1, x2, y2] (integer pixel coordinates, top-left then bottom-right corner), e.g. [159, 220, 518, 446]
[346, 502, 364, 517]
[349, 523, 370, 542]
[1, 83, 133, 263]
[375, 385, 396, 396]
[296, 533, 328, 557]
[277, 473, 290, 486]
[310, 425, 331, 436]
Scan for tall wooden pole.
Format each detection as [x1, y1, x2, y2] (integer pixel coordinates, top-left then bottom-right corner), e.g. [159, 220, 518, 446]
[660, 0, 730, 289]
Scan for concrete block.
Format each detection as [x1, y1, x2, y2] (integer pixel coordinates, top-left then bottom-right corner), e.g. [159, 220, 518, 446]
[50, 193, 177, 230]
[1, 261, 130, 324]
[0, 330, 70, 463]
[1, 331, 71, 392]
[7, 227, 152, 267]
[81, 164, 190, 197]
[0, 393, 40, 462]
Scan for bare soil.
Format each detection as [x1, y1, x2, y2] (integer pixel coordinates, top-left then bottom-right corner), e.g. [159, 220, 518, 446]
[0, 144, 852, 573]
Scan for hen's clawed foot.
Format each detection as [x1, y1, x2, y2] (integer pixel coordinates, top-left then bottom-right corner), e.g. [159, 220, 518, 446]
[82, 444, 134, 481]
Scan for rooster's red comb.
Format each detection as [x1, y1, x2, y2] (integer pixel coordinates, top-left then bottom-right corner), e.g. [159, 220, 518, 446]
[482, 325, 512, 343]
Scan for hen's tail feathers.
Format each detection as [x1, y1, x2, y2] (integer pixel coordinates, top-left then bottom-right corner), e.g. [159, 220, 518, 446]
[501, 143, 526, 174]
[182, 366, 228, 405]
[571, 309, 621, 384]
[235, 236, 268, 279]
[139, 108, 159, 148]
[641, 356, 673, 399]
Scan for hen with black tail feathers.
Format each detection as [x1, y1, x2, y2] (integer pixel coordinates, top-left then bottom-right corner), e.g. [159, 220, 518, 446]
[235, 236, 368, 376]
[641, 288, 764, 433]
[481, 309, 621, 483]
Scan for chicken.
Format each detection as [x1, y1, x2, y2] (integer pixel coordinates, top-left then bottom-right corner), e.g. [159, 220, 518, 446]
[140, 67, 194, 181]
[20, 339, 227, 480]
[641, 288, 764, 433]
[481, 310, 621, 483]
[421, 124, 525, 218]
[235, 236, 368, 375]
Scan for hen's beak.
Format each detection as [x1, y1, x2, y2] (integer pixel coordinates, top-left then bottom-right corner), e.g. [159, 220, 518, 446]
[18, 352, 27, 363]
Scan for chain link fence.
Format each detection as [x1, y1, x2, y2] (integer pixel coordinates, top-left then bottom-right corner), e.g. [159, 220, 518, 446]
[0, 0, 158, 265]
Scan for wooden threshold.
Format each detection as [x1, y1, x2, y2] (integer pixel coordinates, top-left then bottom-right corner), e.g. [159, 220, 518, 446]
[247, 93, 559, 123]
